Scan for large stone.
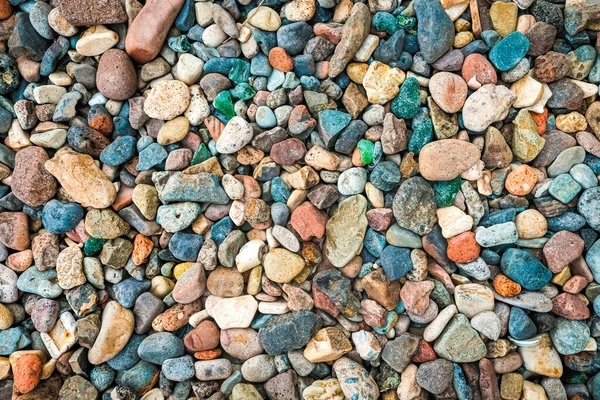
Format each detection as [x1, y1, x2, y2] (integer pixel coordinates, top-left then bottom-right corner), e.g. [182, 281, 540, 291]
[45, 147, 116, 209]
[414, 0, 455, 63]
[392, 177, 437, 235]
[88, 301, 134, 365]
[462, 84, 517, 132]
[418, 139, 482, 181]
[125, 0, 186, 63]
[54, 0, 127, 26]
[325, 195, 368, 268]
[328, 3, 371, 78]
[434, 314, 487, 362]
[11, 146, 56, 207]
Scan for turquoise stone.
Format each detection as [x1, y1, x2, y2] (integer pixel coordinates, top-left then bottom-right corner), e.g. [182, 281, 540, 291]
[500, 248, 552, 291]
[508, 307, 537, 340]
[489, 31, 530, 71]
[549, 173, 582, 204]
[433, 178, 462, 208]
[392, 77, 420, 119]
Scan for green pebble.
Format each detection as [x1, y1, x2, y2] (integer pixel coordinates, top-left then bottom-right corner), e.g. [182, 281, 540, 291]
[213, 91, 235, 119]
[191, 143, 212, 165]
[433, 177, 462, 208]
[396, 15, 416, 32]
[372, 12, 399, 34]
[357, 139, 374, 164]
[392, 77, 420, 119]
[84, 237, 106, 256]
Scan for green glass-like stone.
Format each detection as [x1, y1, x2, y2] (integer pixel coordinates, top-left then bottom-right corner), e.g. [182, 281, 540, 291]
[191, 143, 212, 165]
[357, 139, 374, 164]
[213, 91, 235, 119]
[433, 177, 462, 208]
[84, 237, 106, 256]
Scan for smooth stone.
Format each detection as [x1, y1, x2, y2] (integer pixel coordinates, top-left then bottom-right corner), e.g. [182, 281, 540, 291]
[434, 314, 487, 362]
[88, 301, 134, 365]
[325, 195, 368, 268]
[418, 139, 481, 181]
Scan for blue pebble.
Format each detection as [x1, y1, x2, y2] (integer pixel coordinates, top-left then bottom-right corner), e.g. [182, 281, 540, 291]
[489, 31, 530, 71]
[100, 135, 137, 166]
[187, 25, 205, 41]
[162, 355, 195, 382]
[293, 54, 315, 77]
[479, 208, 517, 227]
[549, 173, 582, 204]
[271, 202, 290, 226]
[138, 332, 185, 365]
[379, 245, 413, 280]
[113, 278, 151, 309]
[175, 0, 196, 31]
[90, 364, 116, 392]
[550, 317, 590, 355]
[508, 307, 537, 340]
[453, 364, 473, 400]
[120, 360, 159, 393]
[256, 106, 277, 129]
[108, 334, 146, 371]
[211, 217, 233, 244]
[0, 327, 31, 355]
[41, 199, 84, 234]
[370, 161, 401, 191]
[271, 177, 291, 203]
[481, 30, 502, 48]
[547, 211, 587, 232]
[364, 228, 386, 258]
[136, 143, 168, 171]
[501, 248, 552, 291]
[168, 232, 204, 261]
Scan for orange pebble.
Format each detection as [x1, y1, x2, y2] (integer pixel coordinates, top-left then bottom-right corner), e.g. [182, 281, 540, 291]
[446, 232, 480, 264]
[493, 274, 522, 297]
[268, 47, 293, 72]
[132, 234, 154, 266]
[530, 108, 548, 135]
[194, 349, 222, 360]
[0, 0, 12, 20]
[505, 164, 537, 196]
[13, 354, 42, 394]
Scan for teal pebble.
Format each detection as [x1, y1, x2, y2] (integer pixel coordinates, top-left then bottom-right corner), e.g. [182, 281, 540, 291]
[392, 77, 420, 119]
[550, 317, 590, 355]
[136, 143, 168, 171]
[500, 248, 552, 291]
[433, 177, 462, 208]
[162, 355, 195, 382]
[508, 307, 537, 340]
[138, 332, 185, 365]
[489, 31, 530, 71]
[90, 364, 116, 391]
[549, 173, 582, 204]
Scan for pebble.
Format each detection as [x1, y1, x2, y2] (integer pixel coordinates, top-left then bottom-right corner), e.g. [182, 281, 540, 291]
[0, 0, 597, 396]
[96, 49, 137, 101]
[143, 80, 191, 121]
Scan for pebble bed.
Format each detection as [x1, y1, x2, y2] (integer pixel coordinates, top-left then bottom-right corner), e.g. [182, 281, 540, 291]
[1, 0, 600, 398]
